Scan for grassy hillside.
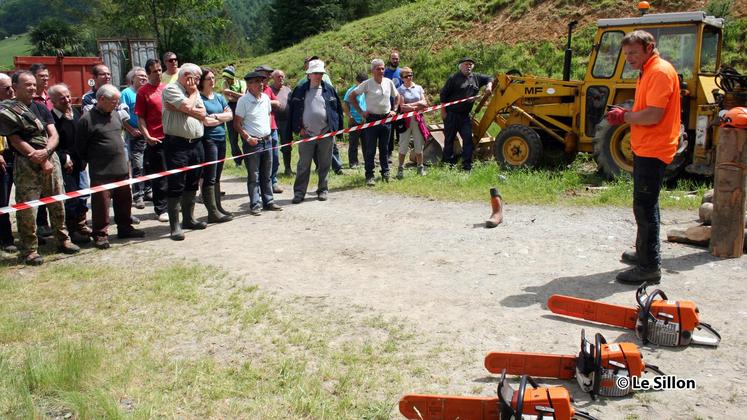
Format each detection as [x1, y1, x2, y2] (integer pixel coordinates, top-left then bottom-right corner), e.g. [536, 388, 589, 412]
[0, 33, 31, 70]
[216, 0, 745, 97]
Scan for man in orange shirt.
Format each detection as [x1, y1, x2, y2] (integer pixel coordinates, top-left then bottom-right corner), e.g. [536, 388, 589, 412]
[607, 30, 681, 285]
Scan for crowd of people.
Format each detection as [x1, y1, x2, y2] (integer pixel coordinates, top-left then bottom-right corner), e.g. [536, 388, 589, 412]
[0, 49, 494, 265]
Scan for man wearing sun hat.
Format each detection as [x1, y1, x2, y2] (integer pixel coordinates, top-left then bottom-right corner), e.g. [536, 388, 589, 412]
[286, 59, 343, 204]
[439, 56, 493, 171]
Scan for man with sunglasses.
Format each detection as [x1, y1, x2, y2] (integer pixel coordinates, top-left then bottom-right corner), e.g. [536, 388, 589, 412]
[161, 52, 179, 85]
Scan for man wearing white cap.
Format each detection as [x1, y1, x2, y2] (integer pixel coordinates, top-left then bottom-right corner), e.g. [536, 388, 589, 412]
[286, 59, 343, 203]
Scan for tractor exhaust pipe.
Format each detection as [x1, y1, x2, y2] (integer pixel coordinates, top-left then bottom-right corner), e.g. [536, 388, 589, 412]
[562, 20, 578, 81]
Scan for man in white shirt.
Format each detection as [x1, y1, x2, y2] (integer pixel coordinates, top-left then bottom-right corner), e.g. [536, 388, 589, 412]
[234, 72, 283, 215]
[350, 58, 399, 186]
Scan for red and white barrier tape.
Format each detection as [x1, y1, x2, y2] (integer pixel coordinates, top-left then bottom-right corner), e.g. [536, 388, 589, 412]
[0, 95, 480, 215]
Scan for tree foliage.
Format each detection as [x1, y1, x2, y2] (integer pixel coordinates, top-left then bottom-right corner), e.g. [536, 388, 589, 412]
[269, 0, 412, 51]
[29, 17, 88, 56]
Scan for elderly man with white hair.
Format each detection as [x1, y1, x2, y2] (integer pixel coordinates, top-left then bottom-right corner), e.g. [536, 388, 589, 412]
[75, 84, 145, 249]
[49, 83, 91, 244]
[350, 58, 400, 186]
[161, 63, 207, 240]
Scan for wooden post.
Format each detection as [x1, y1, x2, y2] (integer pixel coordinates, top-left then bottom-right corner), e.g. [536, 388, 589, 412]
[710, 128, 747, 258]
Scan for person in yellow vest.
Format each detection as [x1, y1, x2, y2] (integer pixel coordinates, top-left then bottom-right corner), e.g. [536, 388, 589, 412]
[606, 30, 681, 285]
[222, 65, 246, 166]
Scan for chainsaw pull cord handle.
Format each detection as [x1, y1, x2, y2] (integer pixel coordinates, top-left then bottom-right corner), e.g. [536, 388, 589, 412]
[592, 332, 605, 400]
[638, 288, 667, 345]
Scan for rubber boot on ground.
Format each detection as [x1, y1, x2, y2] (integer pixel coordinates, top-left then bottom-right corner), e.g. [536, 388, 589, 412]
[203, 185, 232, 223]
[181, 191, 207, 230]
[485, 187, 504, 228]
[215, 181, 232, 216]
[167, 197, 184, 241]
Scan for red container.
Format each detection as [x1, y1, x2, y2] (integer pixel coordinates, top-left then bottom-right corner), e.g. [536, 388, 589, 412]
[14, 56, 103, 105]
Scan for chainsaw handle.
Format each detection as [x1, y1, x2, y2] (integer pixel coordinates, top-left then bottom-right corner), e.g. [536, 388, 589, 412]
[574, 410, 599, 420]
[592, 333, 605, 400]
[638, 288, 667, 345]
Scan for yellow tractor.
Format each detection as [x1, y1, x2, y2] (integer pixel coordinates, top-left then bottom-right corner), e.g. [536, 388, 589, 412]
[459, 7, 733, 178]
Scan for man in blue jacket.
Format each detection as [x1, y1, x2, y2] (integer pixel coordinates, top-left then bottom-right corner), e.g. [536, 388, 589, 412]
[286, 60, 343, 204]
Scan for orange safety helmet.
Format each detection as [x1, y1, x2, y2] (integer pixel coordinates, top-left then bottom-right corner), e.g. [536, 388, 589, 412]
[721, 107, 747, 129]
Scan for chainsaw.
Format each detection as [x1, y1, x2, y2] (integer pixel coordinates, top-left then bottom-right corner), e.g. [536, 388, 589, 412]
[547, 284, 721, 347]
[399, 369, 597, 420]
[484, 330, 664, 399]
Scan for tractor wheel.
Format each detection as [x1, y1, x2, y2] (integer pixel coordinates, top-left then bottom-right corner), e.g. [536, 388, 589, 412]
[593, 119, 689, 180]
[494, 125, 543, 169]
[592, 119, 633, 178]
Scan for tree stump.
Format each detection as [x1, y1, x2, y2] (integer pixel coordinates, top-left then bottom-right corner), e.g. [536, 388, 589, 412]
[710, 128, 747, 258]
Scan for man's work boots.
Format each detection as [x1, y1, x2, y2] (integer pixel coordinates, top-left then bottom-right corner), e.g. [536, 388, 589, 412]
[485, 187, 504, 228]
[167, 197, 184, 241]
[616, 266, 661, 285]
[57, 239, 80, 255]
[621, 250, 638, 264]
[181, 191, 207, 230]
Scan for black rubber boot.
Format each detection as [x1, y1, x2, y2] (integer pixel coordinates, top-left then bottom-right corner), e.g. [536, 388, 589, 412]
[215, 181, 233, 216]
[167, 197, 184, 241]
[181, 191, 207, 230]
[203, 185, 232, 223]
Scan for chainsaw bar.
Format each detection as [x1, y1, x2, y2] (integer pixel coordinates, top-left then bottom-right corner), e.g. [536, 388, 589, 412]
[484, 351, 577, 379]
[547, 294, 637, 330]
[399, 394, 500, 420]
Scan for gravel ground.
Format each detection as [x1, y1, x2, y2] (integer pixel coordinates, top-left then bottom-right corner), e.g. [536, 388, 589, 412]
[114, 175, 747, 419]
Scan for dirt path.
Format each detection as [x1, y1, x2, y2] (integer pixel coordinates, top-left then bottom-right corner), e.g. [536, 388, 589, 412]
[124, 176, 745, 419]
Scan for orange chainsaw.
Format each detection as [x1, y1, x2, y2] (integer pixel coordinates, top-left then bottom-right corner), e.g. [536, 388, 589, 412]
[484, 330, 664, 399]
[547, 284, 721, 347]
[399, 369, 597, 420]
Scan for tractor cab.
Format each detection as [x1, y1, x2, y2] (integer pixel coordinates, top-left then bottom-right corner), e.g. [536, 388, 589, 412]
[583, 11, 724, 177]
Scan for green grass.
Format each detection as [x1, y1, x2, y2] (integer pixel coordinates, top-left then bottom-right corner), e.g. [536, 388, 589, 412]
[212, 0, 746, 97]
[0, 258, 441, 418]
[223, 142, 708, 210]
[0, 33, 31, 70]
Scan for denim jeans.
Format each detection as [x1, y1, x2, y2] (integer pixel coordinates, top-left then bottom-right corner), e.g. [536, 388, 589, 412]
[443, 112, 474, 170]
[62, 168, 88, 222]
[633, 155, 666, 271]
[164, 136, 204, 198]
[363, 116, 391, 179]
[243, 137, 274, 209]
[202, 138, 226, 188]
[270, 129, 279, 185]
[126, 134, 146, 200]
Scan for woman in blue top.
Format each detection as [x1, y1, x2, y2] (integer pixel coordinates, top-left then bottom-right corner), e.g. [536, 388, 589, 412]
[199, 67, 234, 222]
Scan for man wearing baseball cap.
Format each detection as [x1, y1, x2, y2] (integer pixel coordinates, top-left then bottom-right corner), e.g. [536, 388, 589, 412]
[254, 65, 283, 193]
[233, 71, 282, 215]
[439, 57, 493, 171]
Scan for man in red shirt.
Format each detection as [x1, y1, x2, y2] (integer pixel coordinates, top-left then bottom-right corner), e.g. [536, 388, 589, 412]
[607, 30, 681, 285]
[135, 58, 169, 221]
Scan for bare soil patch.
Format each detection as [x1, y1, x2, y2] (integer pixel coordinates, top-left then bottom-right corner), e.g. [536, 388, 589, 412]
[96, 175, 745, 418]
